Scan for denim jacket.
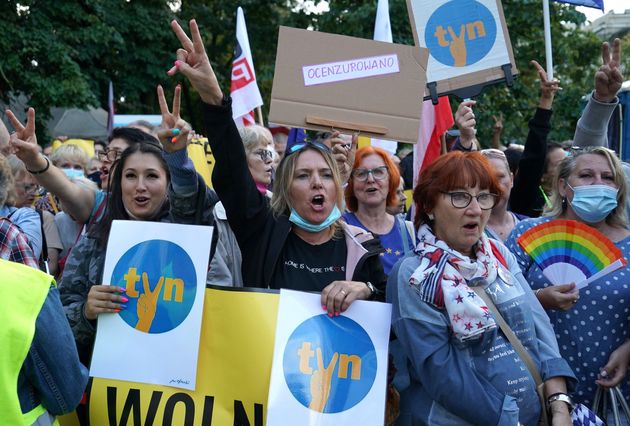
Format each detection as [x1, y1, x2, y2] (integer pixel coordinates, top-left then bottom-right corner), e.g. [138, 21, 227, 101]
[387, 241, 576, 426]
[17, 286, 88, 418]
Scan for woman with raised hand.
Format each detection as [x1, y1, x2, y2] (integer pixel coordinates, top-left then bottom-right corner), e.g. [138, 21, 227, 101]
[505, 146, 630, 405]
[343, 146, 414, 276]
[167, 19, 386, 314]
[388, 151, 575, 425]
[57, 85, 216, 363]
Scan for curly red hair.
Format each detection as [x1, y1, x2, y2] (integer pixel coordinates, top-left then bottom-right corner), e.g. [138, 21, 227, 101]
[345, 146, 400, 212]
[413, 151, 501, 229]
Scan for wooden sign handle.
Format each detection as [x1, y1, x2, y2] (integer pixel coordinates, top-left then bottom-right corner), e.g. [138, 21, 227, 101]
[305, 115, 388, 135]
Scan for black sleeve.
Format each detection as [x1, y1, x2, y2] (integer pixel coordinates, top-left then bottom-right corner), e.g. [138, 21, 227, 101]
[509, 108, 552, 217]
[202, 98, 271, 246]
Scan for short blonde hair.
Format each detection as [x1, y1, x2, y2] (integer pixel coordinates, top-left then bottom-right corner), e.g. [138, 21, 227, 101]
[238, 125, 272, 155]
[545, 146, 628, 228]
[0, 155, 17, 206]
[50, 144, 89, 171]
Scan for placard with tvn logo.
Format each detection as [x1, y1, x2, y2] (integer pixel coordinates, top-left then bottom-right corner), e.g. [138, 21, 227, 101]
[90, 220, 212, 390]
[266, 289, 392, 425]
[406, 0, 518, 97]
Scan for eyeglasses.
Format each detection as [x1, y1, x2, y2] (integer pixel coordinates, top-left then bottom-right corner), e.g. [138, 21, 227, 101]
[351, 166, 389, 181]
[253, 149, 273, 162]
[442, 191, 497, 210]
[20, 183, 42, 195]
[97, 149, 122, 162]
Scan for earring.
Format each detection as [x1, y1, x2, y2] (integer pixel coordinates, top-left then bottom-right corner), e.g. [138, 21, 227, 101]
[562, 197, 567, 209]
[428, 213, 434, 220]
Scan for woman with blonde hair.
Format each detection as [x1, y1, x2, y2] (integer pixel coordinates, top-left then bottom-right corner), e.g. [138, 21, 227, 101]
[506, 146, 630, 406]
[168, 18, 386, 314]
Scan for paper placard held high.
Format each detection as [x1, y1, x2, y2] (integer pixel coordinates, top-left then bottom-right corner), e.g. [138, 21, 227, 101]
[269, 26, 429, 144]
[406, 0, 518, 98]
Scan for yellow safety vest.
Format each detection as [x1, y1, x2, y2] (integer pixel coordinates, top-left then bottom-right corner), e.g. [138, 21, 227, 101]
[0, 259, 53, 425]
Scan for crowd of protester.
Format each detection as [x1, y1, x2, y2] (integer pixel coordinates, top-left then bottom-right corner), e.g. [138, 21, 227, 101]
[2, 16, 630, 426]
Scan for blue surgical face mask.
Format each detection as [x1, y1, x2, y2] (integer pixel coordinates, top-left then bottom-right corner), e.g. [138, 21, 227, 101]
[62, 168, 85, 179]
[568, 184, 618, 223]
[289, 205, 341, 233]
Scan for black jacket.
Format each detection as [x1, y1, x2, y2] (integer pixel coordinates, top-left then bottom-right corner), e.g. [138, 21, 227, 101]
[203, 98, 386, 297]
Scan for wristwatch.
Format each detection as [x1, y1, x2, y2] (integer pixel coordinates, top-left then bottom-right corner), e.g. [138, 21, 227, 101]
[365, 281, 376, 298]
[547, 393, 573, 412]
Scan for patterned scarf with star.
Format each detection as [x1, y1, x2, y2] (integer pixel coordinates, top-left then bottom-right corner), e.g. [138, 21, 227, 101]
[409, 224, 501, 342]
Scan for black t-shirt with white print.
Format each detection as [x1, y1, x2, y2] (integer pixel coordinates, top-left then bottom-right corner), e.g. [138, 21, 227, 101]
[271, 231, 347, 292]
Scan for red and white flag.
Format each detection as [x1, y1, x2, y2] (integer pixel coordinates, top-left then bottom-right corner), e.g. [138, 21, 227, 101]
[230, 7, 263, 127]
[413, 97, 454, 187]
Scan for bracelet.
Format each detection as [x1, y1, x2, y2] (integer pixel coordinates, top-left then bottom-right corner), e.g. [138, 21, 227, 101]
[535, 288, 542, 297]
[547, 392, 573, 412]
[26, 156, 50, 175]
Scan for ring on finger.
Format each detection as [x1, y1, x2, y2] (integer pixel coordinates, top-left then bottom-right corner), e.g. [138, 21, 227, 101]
[340, 290, 347, 296]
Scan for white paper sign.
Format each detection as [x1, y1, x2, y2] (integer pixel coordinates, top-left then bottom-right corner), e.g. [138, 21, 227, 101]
[266, 290, 392, 425]
[408, 0, 511, 82]
[302, 54, 400, 86]
[90, 221, 212, 390]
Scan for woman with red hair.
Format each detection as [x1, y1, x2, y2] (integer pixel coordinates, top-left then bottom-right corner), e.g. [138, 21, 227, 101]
[344, 146, 414, 275]
[387, 151, 575, 425]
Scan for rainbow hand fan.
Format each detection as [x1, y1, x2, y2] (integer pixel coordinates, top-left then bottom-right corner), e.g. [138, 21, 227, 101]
[517, 219, 627, 289]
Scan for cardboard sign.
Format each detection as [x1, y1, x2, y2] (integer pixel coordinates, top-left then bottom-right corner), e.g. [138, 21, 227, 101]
[269, 26, 429, 144]
[90, 221, 212, 390]
[89, 287, 279, 425]
[406, 0, 518, 98]
[266, 290, 392, 425]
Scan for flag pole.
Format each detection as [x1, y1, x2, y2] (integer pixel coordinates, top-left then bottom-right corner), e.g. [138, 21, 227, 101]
[542, 0, 554, 81]
[256, 106, 264, 126]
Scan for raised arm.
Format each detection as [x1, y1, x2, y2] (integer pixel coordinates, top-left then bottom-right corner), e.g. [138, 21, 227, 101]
[6, 108, 96, 224]
[509, 60, 561, 217]
[452, 100, 478, 151]
[573, 38, 624, 148]
[167, 19, 268, 243]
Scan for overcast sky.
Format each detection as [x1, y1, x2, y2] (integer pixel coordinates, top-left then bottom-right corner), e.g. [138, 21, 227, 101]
[578, 0, 629, 22]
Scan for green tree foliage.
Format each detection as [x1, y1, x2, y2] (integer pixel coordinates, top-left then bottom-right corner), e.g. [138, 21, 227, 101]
[0, 0, 606, 146]
[294, 0, 602, 145]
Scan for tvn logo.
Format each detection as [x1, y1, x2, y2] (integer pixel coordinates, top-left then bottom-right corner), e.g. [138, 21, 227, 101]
[283, 315, 377, 413]
[112, 240, 197, 333]
[424, 0, 497, 67]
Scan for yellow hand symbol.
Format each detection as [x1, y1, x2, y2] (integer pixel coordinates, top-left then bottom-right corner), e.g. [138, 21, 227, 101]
[309, 348, 338, 413]
[448, 25, 467, 67]
[135, 273, 164, 332]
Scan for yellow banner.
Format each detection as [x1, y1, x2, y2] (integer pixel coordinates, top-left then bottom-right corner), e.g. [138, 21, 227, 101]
[89, 287, 279, 425]
[187, 138, 215, 189]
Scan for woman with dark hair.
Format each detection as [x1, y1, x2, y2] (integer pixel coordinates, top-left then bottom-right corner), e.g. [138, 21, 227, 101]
[167, 19, 386, 316]
[58, 88, 216, 362]
[343, 146, 414, 276]
[388, 151, 575, 425]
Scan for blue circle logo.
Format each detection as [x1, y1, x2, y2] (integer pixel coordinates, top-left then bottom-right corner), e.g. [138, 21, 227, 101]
[111, 240, 196, 333]
[283, 315, 377, 413]
[424, 0, 497, 67]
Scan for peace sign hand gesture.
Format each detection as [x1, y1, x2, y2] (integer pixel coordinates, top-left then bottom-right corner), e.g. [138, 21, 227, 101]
[168, 19, 223, 106]
[156, 84, 191, 153]
[5, 108, 46, 170]
[594, 38, 623, 103]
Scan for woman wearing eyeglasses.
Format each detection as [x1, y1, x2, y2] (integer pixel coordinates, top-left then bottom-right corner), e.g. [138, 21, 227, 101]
[168, 19, 386, 314]
[343, 146, 414, 276]
[505, 146, 630, 405]
[388, 151, 575, 425]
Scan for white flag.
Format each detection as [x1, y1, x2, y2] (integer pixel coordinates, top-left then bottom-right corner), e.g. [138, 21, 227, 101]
[230, 7, 263, 127]
[370, 0, 397, 154]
